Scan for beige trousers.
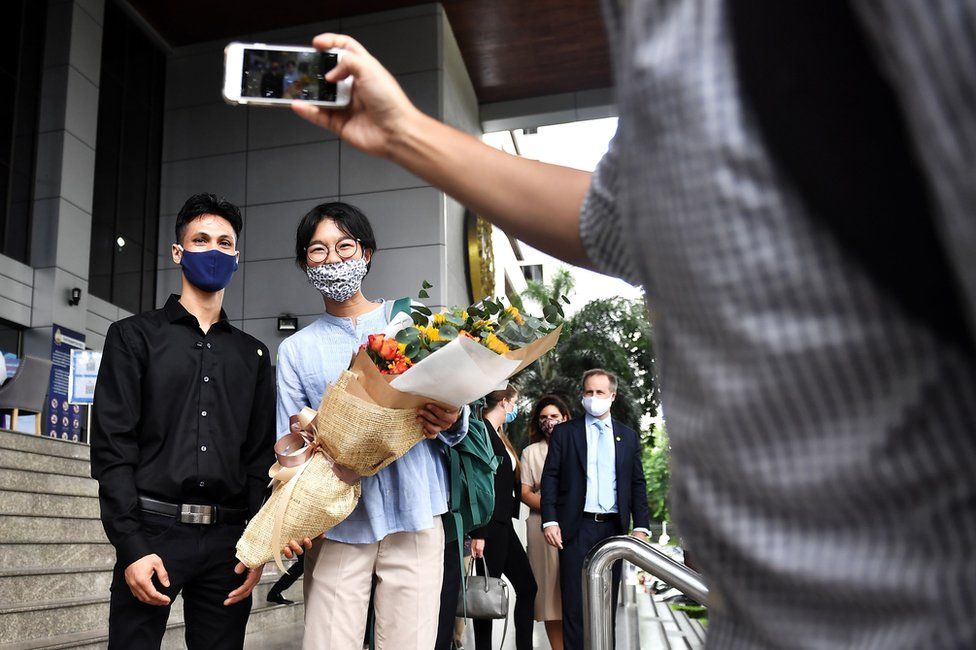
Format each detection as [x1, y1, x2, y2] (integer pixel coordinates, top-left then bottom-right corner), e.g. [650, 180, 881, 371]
[302, 520, 445, 650]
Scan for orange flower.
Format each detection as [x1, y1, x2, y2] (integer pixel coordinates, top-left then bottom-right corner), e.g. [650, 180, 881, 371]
[368, 333, 386, 354]
[390, 356, 412, 374]
[378, 337, 399, 361]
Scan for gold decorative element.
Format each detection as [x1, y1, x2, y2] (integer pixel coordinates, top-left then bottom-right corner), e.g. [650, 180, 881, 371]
[465, 211, 495, 302]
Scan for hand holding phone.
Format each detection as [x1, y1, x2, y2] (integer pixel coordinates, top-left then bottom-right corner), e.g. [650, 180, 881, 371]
[223, 42, 351, 107]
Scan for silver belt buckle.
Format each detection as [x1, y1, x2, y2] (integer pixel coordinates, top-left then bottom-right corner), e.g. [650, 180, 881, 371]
[180, 504, 214, 525]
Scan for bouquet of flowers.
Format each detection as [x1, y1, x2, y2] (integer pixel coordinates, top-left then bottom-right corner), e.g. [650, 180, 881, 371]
[236, 290, 562, 570]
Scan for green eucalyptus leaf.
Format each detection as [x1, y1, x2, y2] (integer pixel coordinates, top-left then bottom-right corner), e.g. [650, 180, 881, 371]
[422, 280, 433, 289]
[414, 304, 432, 316]
[439, 324, 459, 340]
[396, 328, 420, 344]
[418, 289, 429, 299]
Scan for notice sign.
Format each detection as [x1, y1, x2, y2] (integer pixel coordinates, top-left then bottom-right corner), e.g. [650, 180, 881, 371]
[48, 325, 85, 441]
[69, 349, 101, 405]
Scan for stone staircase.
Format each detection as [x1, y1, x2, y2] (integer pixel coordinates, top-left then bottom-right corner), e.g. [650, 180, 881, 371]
[0, 429, 305, 649]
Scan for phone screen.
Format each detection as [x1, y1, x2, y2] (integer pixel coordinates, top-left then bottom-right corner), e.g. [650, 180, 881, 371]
[241, 49, 338, 101]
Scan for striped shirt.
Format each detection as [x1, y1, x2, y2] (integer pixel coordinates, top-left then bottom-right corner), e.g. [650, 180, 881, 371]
[581, 1, 976, 647]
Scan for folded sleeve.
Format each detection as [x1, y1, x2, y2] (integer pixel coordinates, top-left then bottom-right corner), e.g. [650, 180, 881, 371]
[275, 338, 308, 439]
[578, 130, 643, 285]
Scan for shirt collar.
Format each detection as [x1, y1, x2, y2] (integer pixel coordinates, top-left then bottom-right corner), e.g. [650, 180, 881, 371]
[164, 294, 230, 329]
[585, 413, 613, 432]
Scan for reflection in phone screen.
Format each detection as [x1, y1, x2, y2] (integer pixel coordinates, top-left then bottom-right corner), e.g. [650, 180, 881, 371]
[241, 50, 338, 101]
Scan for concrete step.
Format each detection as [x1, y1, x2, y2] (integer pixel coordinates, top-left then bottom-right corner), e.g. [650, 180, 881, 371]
[0, 515, 106, 544]
[0, 542, 116, 569]
[0, 467, 97, 498]
[0, 572, 304, 646]
[0, 562, 303, 607]
[0, 600, 304, 649]
[0, 490, 99, 518]
[0, 446, 92, 479]
[0, 430, 92, 462]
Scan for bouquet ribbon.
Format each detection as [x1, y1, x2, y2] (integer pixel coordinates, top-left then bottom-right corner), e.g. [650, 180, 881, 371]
[266, 407, 348, 572]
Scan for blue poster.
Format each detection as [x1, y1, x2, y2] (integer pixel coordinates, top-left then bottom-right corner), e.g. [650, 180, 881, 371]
[48, 325, 85, 441]
[69, 349, 101, 405]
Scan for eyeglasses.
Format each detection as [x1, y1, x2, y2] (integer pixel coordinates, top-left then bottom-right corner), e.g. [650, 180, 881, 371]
[305, 238, 361, 263]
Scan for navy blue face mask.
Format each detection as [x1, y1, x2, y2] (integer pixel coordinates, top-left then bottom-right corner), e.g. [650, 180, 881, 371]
[177, 246, 239, 292]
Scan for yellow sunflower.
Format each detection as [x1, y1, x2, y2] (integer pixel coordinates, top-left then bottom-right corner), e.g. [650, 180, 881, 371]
[432, 313, 447, 326]
[420, 325, 441, 342]
[505, 305, 525, 325]
[484, 333, 511, 355]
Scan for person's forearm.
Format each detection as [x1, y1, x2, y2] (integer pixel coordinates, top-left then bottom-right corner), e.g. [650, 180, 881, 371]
[388, 111, 594, 268]
[520, 487, 541, 511]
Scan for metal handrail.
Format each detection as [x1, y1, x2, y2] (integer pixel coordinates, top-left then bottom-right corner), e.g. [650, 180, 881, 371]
[582, 535, 709, 650]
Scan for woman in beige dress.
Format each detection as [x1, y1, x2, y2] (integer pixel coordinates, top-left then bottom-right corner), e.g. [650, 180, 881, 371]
[520, 394, 572, 650]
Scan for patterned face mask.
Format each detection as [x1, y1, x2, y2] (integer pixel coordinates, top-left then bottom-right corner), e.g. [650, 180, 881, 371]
[306, 257, 368, 303]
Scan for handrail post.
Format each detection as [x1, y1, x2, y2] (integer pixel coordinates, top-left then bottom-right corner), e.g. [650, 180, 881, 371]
[582, 535, 709, 650]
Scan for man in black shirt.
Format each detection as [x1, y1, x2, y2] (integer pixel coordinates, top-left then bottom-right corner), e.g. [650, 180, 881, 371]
[91, 193, 276, 649]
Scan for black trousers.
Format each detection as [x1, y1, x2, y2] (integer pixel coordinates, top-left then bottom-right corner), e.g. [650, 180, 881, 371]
[436, 528, 463, 650]
[107, 512, 252, 649]
[473, 520, 538, 650]
[559, 518, 622, 650]
[269, 554, 304, 596]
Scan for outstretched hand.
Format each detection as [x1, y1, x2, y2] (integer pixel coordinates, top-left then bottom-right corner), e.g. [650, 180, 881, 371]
[291, 33, 420, 157]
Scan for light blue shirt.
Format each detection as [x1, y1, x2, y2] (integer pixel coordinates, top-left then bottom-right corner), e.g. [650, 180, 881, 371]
[275, 300, 468, 544]
[584, 413, 617, 514]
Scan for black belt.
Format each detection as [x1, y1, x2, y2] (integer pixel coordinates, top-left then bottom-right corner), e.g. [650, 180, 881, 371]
[583, 512, 619, 523]
[138, 495, 248, 525]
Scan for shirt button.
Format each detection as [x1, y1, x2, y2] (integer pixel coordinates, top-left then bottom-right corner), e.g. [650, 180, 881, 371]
[195, 341, 203, 348]
[199, 481, 206, 487]
[206, 343, 212, 349]
[201, 410, 208, 417]
[200, 445, 208, 452]
[203, 376, 210, 383]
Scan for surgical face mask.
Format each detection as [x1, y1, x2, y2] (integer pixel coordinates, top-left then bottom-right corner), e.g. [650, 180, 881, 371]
[505, 403, 519, 425]
[306, 257, 368, 302]
[581, 395, 613, 418]
[177, 245, 238, 293]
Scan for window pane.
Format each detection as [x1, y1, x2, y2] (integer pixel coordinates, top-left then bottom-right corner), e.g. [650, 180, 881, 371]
[89, 1, 165, 313]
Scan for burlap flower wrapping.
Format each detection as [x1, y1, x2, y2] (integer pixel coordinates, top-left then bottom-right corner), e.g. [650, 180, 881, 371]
[235, 453, 360, 568]
[235, 370, 426, 569]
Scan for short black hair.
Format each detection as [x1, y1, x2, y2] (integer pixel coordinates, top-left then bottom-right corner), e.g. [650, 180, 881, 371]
[295, 202, 377, 271]
[175, 193, 243, 244]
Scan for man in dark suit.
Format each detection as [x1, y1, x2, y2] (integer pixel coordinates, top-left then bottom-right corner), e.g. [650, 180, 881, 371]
[541, 368, 651, 650]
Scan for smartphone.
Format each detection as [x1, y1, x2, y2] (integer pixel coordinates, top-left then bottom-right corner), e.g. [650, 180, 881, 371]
[222, 42, 351, 107]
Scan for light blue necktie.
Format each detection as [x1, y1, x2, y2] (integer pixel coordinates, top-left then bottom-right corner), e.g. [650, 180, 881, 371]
[595, 420, 615, 511]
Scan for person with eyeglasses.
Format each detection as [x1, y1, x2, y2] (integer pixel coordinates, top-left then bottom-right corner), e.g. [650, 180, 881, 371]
[519, 394, 572, 650]
[274, 202, 470, 650]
